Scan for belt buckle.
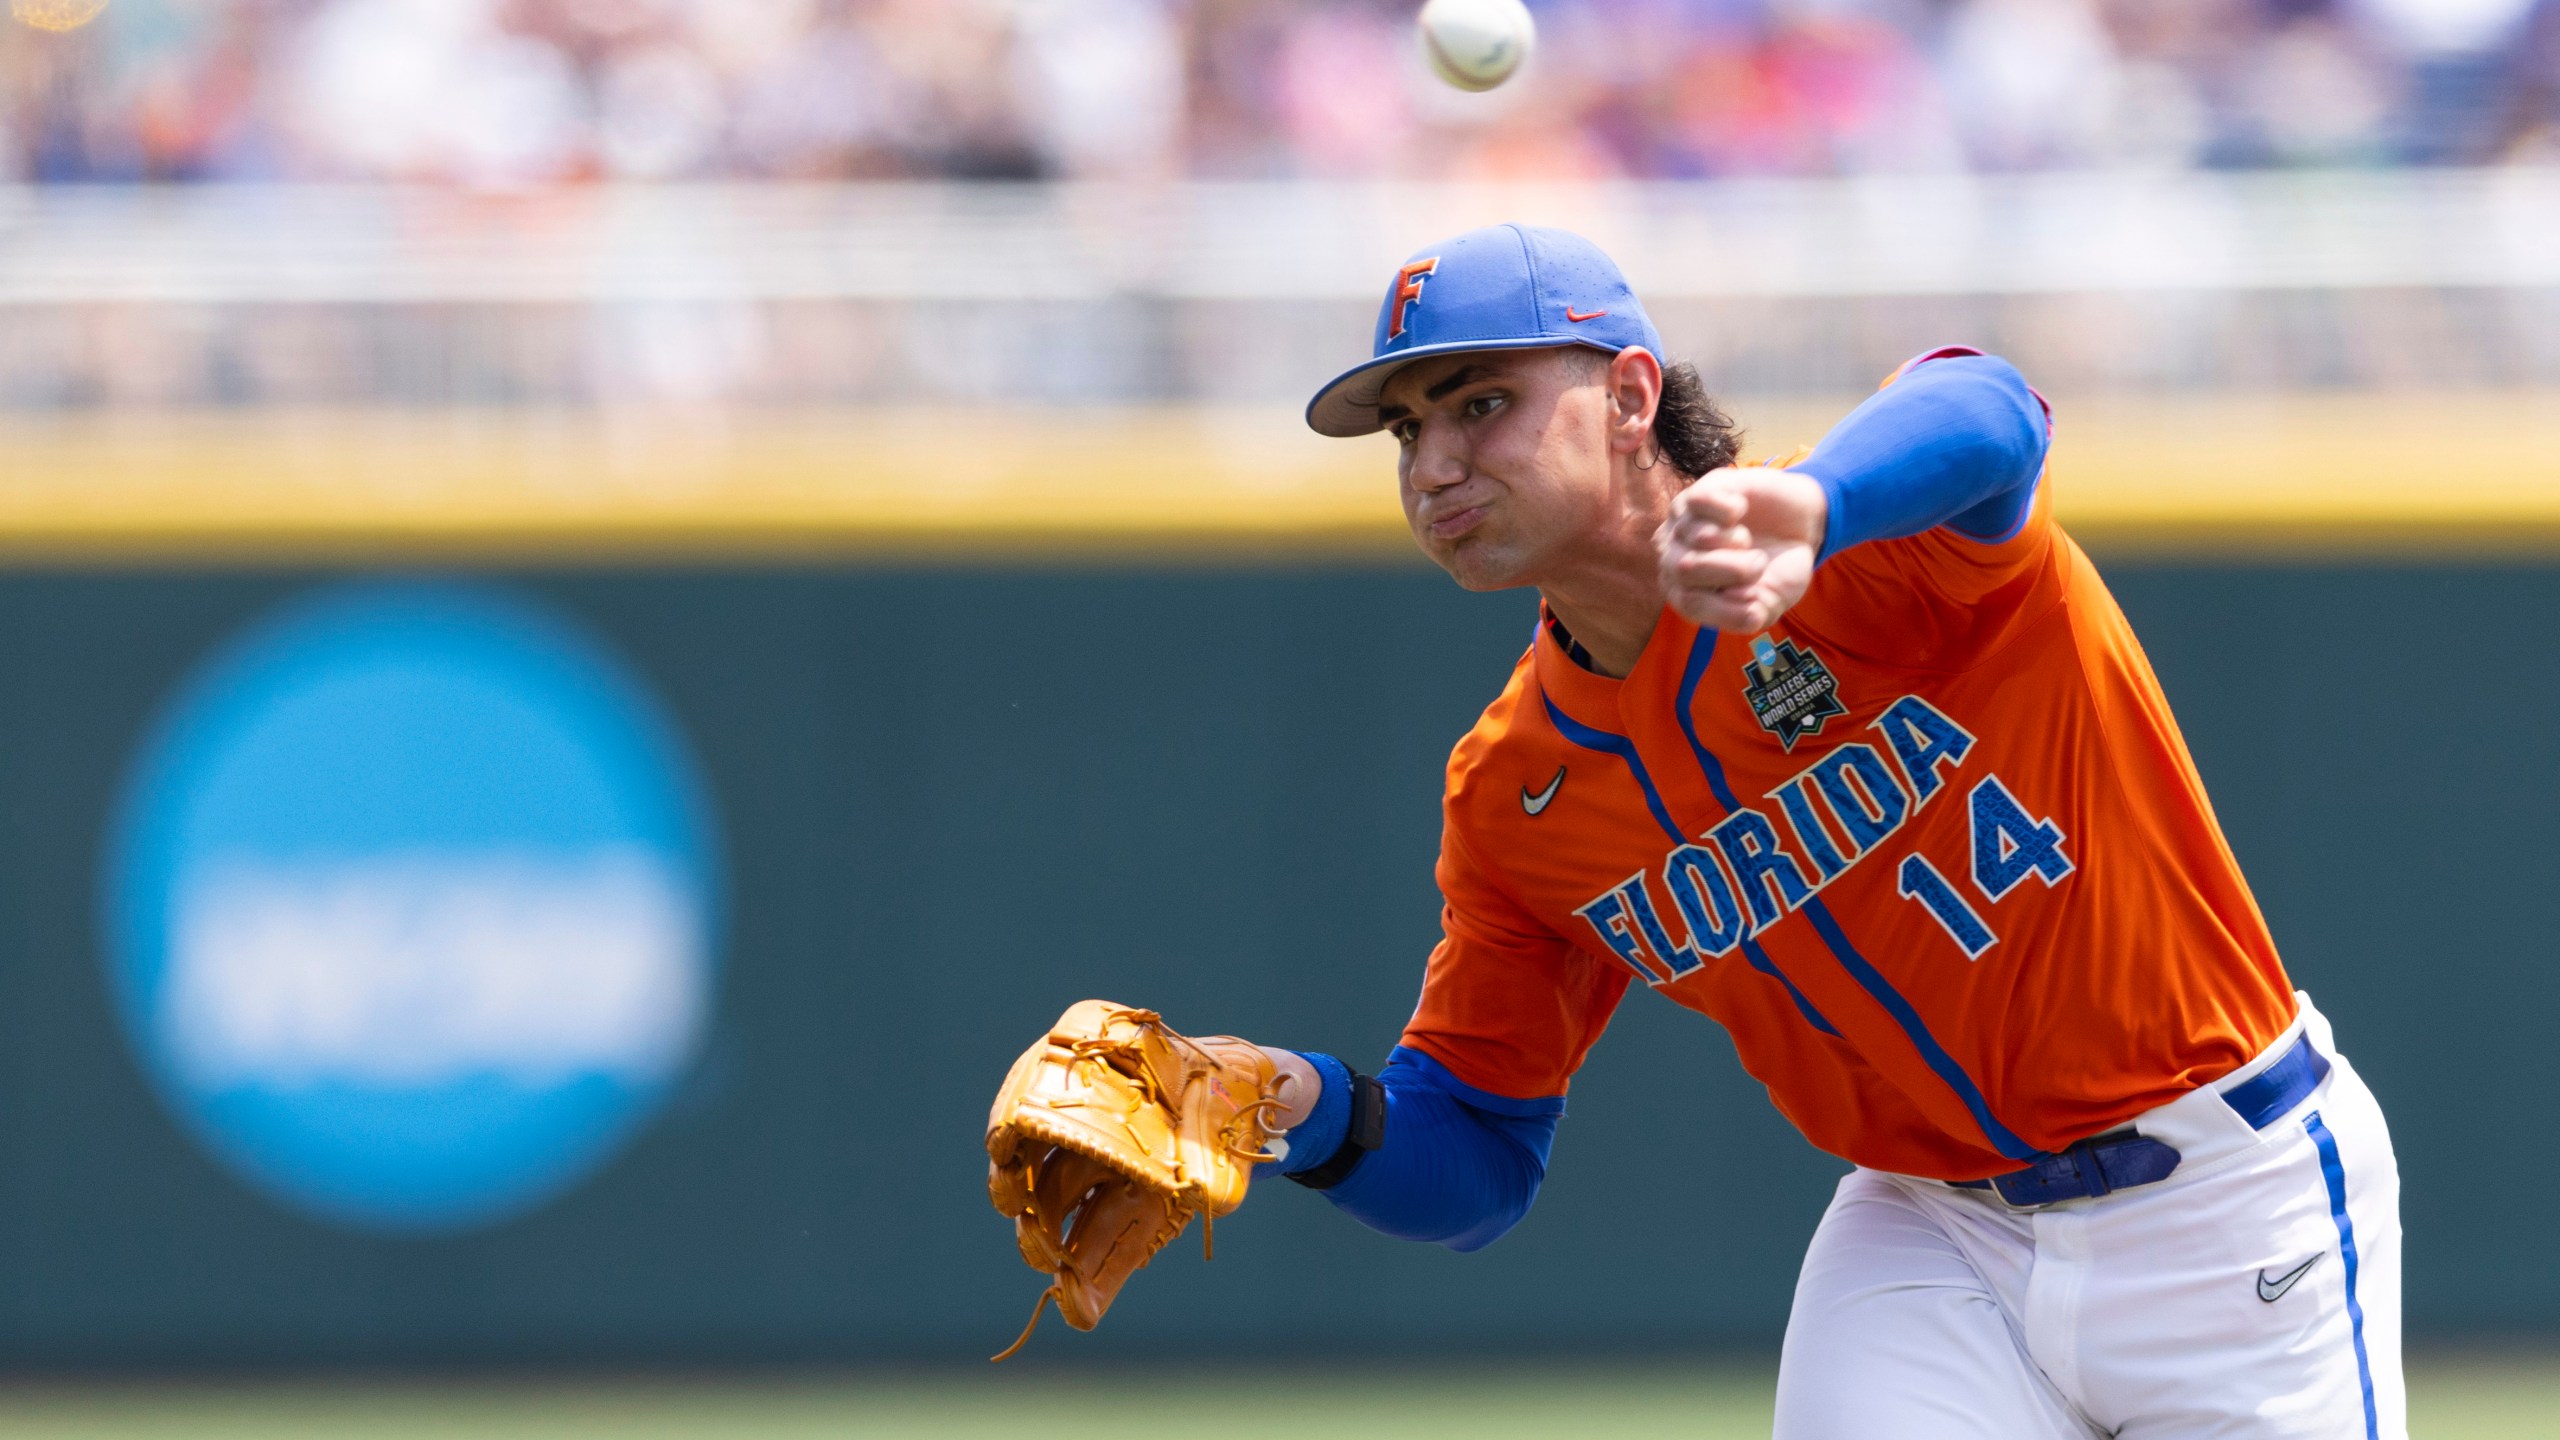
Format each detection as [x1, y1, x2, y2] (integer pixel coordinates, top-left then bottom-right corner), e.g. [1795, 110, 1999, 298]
[1949, 1172, 2052, 1211]
[1948, 1167, 2058, 1211]
[1973, 1128, 2178, 1209]
[1989, 1148, 2091, 1209]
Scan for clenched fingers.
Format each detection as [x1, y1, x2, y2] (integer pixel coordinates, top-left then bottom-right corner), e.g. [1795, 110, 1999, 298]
[1663, 543, 1771, 592]
[1666, 515, 1751, 553]
[1670, 472, 1749, 528]
[1666, 582, 1780, 634]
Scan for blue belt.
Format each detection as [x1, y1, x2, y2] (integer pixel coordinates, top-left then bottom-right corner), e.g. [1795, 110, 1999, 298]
[1954, 1033, 2331, 1207]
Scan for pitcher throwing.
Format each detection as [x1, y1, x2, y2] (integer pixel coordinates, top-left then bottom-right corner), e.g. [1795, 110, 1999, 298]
[987, 224, 2401, 1439]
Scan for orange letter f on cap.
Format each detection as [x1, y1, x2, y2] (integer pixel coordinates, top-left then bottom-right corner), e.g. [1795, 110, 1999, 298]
[1388, 258, 1440, 340]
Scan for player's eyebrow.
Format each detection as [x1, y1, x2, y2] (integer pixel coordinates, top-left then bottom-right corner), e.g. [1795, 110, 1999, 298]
[1379, 363, 1499, 429]
[1425, 365, 1487, 402]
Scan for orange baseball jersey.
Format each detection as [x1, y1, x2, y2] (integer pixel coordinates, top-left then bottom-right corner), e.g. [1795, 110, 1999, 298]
[1404, 399, 2297, 1182]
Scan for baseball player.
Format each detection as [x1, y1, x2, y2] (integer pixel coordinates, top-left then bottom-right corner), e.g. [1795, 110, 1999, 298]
[989, 224, 2401, 1438]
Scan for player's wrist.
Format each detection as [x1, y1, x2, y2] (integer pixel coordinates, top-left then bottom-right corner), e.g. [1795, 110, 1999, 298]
[1260, 1045, 1324, 1129]
[1252, 1050, 1356, 1181]
[1791, 471, 1830, 557]
[1756, 467, 1830, 561]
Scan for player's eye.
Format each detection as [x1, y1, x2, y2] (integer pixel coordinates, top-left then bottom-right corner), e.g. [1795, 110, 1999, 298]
[1464, 393, 1505, 419]
[1391, 419, 1421, 445]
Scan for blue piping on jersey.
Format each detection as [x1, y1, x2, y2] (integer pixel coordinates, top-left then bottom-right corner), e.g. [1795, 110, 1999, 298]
[1674, 631, 2039, 1163]
[1544, 678, 1841, 1037]
[1540, 693, 1683, 844]
[1671, 629, 1754, 820]
[1742, 936, 1843, 1035]
[1797, 902, 2037, 1160]
[1665, 633, 1841, 1035]
[2307, 1112, 2380, 1440]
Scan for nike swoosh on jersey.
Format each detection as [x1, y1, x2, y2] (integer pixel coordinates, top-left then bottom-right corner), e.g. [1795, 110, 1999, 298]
[1522, 766, 1566, 816]
[2257, 1253, 2323, 1302]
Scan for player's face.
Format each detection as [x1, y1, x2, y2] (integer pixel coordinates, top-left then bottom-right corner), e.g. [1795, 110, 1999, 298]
[1378, 348, 1619, 591]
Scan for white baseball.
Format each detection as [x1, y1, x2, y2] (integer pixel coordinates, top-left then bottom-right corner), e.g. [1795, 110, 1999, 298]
[1418, 0, 1535, 93]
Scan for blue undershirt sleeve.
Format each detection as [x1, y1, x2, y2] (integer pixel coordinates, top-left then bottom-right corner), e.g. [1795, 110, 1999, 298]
[1794, 353, 2051, 565]
[1260, 1045, 1562, 1253]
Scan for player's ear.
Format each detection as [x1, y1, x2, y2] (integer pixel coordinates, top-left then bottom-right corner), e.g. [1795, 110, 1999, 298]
[1603, 346, 1665, 459]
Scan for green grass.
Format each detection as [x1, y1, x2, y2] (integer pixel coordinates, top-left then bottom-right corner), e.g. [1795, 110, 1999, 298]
[0, 1358, 2546, 1437]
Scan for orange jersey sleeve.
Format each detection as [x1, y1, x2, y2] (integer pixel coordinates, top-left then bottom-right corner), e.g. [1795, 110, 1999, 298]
[1402, 814, 1631, 1100]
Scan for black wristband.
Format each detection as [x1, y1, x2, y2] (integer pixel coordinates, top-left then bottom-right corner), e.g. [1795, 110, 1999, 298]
[1288, 1069, 1385, 1191]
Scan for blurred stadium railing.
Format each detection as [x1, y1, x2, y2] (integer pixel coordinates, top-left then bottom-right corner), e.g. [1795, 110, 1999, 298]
[7, 173, 2560, 400]
[0, 174, 2553, 558]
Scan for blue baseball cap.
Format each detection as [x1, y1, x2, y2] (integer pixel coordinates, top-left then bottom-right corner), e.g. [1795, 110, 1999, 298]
[1305, 223, 1665, 438]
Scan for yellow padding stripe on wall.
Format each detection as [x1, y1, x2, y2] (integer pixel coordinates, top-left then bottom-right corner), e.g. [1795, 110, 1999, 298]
[0, 393, 2550, 563]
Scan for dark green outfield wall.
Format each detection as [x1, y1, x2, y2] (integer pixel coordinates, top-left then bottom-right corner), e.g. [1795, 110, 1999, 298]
[0, 561, 2544, 1367]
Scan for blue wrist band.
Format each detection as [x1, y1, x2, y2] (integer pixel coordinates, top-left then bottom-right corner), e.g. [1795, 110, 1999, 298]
[1262, 1051, 1353, 1179]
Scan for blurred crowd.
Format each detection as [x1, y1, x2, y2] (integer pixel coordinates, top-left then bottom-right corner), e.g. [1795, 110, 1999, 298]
[5, 0, 2560, 185]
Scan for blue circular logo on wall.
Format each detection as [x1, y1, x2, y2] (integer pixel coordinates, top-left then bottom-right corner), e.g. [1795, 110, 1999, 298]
[105, 581, 722, 1235]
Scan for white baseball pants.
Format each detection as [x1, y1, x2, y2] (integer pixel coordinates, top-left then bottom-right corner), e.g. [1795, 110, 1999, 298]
[1774, 996, 2402, 1438]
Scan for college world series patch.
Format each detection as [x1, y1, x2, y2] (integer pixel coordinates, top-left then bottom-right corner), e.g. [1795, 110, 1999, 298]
[1743, 635, 1848, 751]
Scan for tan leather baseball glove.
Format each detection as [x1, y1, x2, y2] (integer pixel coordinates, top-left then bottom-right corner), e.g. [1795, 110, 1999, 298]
[985, 1000, 1284, 1360]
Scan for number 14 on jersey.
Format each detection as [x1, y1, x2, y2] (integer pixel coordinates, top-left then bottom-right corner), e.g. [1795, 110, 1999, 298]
[1896, 776, 2074, 959]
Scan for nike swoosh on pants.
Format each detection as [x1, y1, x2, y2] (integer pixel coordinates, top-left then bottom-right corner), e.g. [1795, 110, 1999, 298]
[2257, 1253, 2322, 1302]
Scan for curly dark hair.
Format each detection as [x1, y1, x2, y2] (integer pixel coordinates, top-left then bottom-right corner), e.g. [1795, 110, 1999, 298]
[1651, 360, 1742, 479]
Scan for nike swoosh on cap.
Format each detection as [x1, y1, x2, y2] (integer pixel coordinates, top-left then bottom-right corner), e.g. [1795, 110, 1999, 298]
[2256, 1253, 2323, 1302]
[1565, 307, 1608, 322]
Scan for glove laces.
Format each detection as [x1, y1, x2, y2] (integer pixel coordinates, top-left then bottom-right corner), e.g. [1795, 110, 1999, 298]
[991, 1286, 1056, 1364]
